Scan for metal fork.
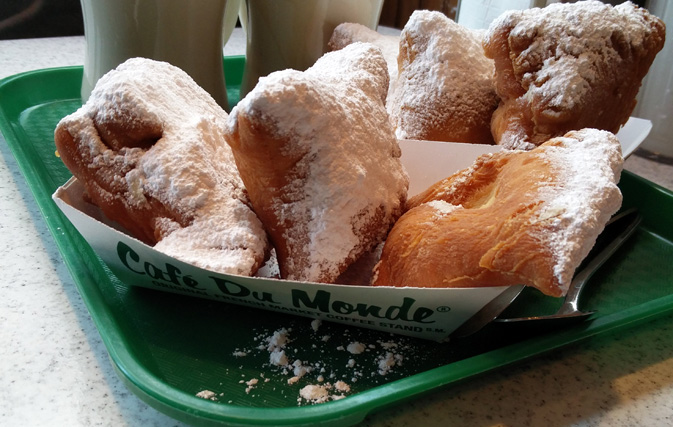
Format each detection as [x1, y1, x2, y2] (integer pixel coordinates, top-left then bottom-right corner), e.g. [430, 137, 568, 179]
[494, 208, 642, 328]
[451, 208, 641, 338]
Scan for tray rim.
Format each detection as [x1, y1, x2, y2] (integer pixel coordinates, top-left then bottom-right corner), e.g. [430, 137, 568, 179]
[2, 64, 673, 426]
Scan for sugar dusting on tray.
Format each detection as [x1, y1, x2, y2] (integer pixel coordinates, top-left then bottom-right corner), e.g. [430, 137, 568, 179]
[195, 318, 423, 405]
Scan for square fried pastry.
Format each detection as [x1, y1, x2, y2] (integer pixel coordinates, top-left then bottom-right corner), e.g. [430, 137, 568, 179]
[328, 22, 400, 95]
[484, 0, 666, 150]
[387, 10, 500, 145]
[372, 128, 624, 297]
[54, 58, 270, 276]
[224, 42, 409, 284]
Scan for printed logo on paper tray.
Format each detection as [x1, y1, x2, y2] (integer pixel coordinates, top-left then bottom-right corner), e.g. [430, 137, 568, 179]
[115, 241, 453, 337]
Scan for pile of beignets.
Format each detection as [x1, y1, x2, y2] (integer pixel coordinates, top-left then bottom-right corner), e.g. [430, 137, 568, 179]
[55, 1, 665, 297]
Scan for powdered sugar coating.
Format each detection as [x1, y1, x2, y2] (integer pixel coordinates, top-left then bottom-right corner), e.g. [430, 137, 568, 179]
[415, 128, 622, 294]
[534, 129, 623, 288]
[58, 58, 269, 275]
[375, 126, 624, 295]
[426, 200, 462, 217]
[486, 1, 652, 105]
[387, 10, 498, 143]
[484, 0, 665, 149]
[226, 43, 408, 283]
[328, 22, 400, 95]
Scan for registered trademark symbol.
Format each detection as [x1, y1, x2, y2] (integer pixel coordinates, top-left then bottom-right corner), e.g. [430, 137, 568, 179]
[436, 306, 451, 313]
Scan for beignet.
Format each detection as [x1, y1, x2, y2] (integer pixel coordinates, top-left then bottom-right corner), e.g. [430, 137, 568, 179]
[54, 58, 270, 276]
[483, 0, 665, 150]
[372, 128, 624, 297]
[328, 22, 400, 95]
[224, 43, 409, 283]
[387, 10, 499, 145]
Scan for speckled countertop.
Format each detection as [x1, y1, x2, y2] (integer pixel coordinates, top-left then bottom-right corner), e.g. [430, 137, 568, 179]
[2, 30, 673, 427]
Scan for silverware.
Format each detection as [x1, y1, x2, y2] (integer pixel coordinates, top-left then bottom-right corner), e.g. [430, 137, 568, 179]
[450, 284, 525, 338]
[451, 208, 641, 339]
[494, 208, 641, 328]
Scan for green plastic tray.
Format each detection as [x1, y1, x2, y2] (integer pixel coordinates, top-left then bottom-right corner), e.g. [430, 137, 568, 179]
[2, 57, 673, 426]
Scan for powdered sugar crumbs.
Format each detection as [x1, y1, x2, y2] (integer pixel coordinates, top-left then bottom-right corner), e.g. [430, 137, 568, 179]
[196, 318, 425, 405]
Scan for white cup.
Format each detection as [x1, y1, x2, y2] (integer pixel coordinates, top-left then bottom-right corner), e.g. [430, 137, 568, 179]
[239, 0, 384, 97]
[632, 0, 673, 158]
[80, 0, 237, 110]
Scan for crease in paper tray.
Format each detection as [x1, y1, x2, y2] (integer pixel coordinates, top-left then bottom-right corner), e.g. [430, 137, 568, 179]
[50, 119, 650, 341]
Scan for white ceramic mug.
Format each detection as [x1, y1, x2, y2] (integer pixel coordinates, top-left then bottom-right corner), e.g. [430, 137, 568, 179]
[80, 0, 238, 110]
[239, 0, 384, 97]
[633, 0, 673, 158]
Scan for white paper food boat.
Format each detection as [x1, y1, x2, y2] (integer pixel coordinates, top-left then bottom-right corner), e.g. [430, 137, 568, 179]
[52, 118, 651, 341]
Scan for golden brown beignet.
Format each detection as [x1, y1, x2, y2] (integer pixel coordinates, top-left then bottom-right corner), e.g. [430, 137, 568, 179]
[483, 1, 666, 150]
[224, 43, 409, 284]
[372, 128, 624, 297]
[55, 58, 270, 276]
[328, 22, 400, 95]
[387, 10, 499, 145]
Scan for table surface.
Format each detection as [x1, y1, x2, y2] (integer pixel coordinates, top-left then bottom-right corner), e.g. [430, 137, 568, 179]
[2, 29, 673, 427]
